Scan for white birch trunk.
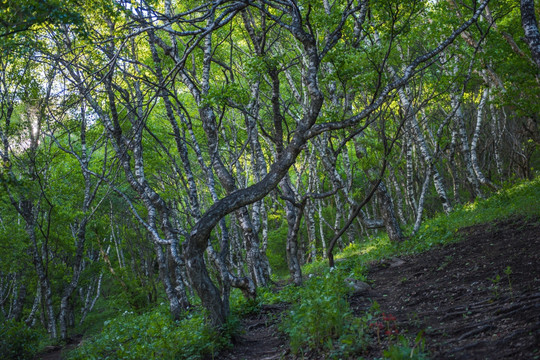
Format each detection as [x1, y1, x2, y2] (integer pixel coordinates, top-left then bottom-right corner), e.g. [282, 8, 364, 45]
[452, 93, 484, 198]
[470, 87, 498, 190]
[412, 166, 433, 235]
[397, 86, 452, 214]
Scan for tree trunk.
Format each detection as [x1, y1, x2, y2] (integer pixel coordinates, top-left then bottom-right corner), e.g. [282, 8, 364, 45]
[470, 87, 498, 190]
[184, 239, 227, 327]
[398, 87, 452, 214]
[376, 182, 405, 242]
[452, 93, 484, 199]
[412, 165, 433, 235]
[10, 280, 26, 322]
[25, 282, 40, 327]
[521, 0, 540, 69]
[280, 178, 303, 286]
[26, 219, 56, 338]
[405, 134, 418, 213]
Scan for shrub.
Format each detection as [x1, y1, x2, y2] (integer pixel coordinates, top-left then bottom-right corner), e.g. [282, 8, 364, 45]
[67, 306, 232, 360]
[0, 320, 43, 360]
[280, 271, 368, 355]
[382, 334, 429, 360]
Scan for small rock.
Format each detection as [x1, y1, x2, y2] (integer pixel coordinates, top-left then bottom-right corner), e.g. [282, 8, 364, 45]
[345, 278, 370, 293]
[389, 257, 405, 267]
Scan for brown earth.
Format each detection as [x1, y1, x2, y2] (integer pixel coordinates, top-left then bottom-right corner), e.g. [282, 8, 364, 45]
[353, 217, 540, 359]
[219, 303, 290, 360]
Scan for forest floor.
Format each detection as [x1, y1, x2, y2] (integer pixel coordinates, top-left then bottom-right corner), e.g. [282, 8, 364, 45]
[36, 335, 82, 360]
[356, 217, 540, 359]
[220, 303, 290, 360]
[221, 217, 540, 359]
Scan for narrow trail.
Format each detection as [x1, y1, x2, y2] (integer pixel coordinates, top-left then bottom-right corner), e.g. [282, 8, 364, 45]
[36, 335, 82, 360]
[219, 304, 289, 360]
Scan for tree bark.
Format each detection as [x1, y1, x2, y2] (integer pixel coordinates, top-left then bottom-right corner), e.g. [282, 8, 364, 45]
[470, 87, 498, 190]
[521, 0, 540, 69]
[376, 182, 405, 242]
[24, 207, 56, 338]
[452, 93, 484, 198]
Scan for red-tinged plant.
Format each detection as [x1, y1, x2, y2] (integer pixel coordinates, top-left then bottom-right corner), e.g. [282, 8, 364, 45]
[369, 321, 384, 343]
[382, 313, 399, 340]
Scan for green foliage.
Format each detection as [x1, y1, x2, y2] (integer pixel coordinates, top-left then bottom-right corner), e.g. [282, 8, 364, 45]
[229, 288, 261, 317]
[201, 83, 250, 107]
[279, 270, 368, 356]
[382, 334, 429, 360]
[0, 320, 44, 360]
[67, 306, 231, 360]
[266, 217, 289, 277]
[0, 0, 84, 37]
[409, 175, 540, 253]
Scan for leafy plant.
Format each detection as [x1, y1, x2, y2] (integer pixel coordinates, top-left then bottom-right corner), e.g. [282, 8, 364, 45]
[66, 306, 233, 360]
[489, 274, 501, 299]
[504, 265, 513, 297]
[279, 272, 356, 354]
[0, 320, 44, 360]
[383, 333, 429, 360]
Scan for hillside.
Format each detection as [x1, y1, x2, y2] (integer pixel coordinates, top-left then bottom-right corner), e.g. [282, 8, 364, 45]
[219, 179, 540, 359]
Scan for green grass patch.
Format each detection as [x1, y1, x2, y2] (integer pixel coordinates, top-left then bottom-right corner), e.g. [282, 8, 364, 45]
[303, 176, 540, 277]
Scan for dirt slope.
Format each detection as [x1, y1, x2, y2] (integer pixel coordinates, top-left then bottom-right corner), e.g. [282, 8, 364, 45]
[356, 217, 540, 359]
[223, 217, 539, 359]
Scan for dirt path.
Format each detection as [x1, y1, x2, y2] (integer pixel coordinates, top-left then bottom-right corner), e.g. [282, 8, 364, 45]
[35, 335, 82, 360]
[219, 303, 290, 360]
[356, 217, 540, 359]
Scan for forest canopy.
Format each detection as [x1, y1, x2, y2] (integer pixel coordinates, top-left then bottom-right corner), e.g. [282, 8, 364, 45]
[0, 0, 539, 348]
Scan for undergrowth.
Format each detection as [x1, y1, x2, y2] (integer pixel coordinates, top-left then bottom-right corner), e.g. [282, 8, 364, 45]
[0, 320, 46, 360]
[278, 271, 367, 356]
[66, 304, 234, 360]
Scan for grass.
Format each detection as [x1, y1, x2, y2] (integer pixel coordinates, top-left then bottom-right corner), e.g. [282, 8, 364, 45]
[304, 175, 540, 277]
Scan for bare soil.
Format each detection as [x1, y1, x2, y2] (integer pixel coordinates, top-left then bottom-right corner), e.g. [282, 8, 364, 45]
[355, 217, 540, 359]
[219, 303, 290, 360]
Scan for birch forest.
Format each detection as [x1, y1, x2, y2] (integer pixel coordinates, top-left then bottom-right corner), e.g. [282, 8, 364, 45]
[1, 0, 539, 359]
